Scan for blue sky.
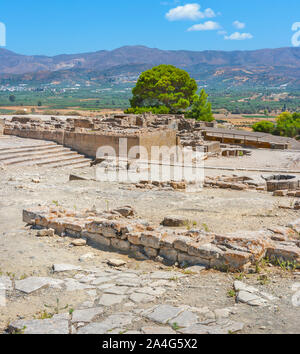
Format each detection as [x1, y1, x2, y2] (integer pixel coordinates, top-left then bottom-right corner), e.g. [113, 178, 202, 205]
[0, 0, 299, 55]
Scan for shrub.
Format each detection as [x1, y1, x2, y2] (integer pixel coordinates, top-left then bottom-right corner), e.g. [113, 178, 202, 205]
[252, 121, 275, 134]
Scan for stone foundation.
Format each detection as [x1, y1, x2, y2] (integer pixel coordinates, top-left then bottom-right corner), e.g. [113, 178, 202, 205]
[23, 205, 300, 272]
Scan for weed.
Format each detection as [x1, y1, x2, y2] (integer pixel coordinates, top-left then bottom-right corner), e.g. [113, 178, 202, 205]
[258, 274, 269, 285]
[234, 272, 245, 281]
[44, 298, 69, 315]
[227, 289, 236, 298]
[202, 223, 210, 232]
[36, 310, 53, 320]
[171, 323, 182, 331]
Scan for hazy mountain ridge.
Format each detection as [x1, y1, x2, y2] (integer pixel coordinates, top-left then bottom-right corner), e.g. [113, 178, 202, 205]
[1, 46, 300, 88]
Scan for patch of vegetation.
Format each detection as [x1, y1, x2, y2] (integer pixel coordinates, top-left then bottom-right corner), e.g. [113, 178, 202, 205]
[44, 298, 69, 315]
[171, 322, 182, 331]
[227, 289, 237, 298]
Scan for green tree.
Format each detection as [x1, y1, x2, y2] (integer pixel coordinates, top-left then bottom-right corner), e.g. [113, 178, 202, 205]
[9, 94, 16, 103]
[129, 65, 197, 114]
[252, 121, 275, 134]
[37, 101, 42, 107]
[185, 89, 214, 122]
[274, 112, 300, 138]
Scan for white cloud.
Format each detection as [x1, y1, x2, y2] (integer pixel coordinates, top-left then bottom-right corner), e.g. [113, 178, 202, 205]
[224, 32, 253, 40]
[233, 20, 245, 29]
[188, 21, 221, 31]
[166, 3, 216, 21]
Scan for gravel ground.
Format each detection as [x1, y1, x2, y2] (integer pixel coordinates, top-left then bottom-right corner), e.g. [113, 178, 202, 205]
[0, 162, 300, 334]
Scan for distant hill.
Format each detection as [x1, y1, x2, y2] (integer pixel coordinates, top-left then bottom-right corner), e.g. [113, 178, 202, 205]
[1, 45, 300, 89]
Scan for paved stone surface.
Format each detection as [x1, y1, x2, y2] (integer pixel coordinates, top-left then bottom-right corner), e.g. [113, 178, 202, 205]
[72, 307, 104, 323]
[53, 264, 81, 272]
[77, 313, 136, 334]
[143, 305, 184, 324]
[141, 326, 176, 334]
[168, 310, 199, 328]
[135, 287, 166, 296]
[64, 278, 95, 292]
[149, 271, 186, 280]
[129, 292, 156, 304]
[98, 294, 127, 306]
[179, 320, 245, 334]
[91, 276, 117, 285]
[115, 278, 142, 287]
[15, 277, 61, 294]
[9, 316, 69, 334]
[103, 286, 130, 295]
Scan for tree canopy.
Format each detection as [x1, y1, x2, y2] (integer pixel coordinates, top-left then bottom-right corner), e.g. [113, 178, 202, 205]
[128, 65, 198, 114]
[252, 120, 275, 134]
[252, 112, 300, 138]
[185, 89, 214, 122]
[274, 112, 300, 138]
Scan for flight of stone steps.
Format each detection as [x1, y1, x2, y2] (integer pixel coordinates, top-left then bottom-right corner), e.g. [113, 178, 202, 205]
[0, 138, 92, 169]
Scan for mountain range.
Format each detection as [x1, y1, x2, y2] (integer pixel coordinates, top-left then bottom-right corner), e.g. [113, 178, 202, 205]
[1, 45, 300, 89]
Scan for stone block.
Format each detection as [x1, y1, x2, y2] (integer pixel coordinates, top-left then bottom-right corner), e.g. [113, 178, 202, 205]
[174, 236, 193, 253]
[144, 247, 158, 258]
[140, 232, 162, 249]
[159, 247, 178, 262]
[81, 231, 111, 247]
[111, 238, 130, 251]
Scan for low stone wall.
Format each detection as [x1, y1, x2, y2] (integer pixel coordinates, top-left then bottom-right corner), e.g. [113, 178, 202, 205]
[266, 178, 300, 192]
[4, 127, 178, 159]
[23, 205, 300, 271]
[203, 133, 289, 150]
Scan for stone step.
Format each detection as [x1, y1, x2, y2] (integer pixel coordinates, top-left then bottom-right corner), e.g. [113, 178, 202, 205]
[0, 142, 57, 152]
[45, 159, 92, 169]
[2, 151, 80, 166]
[0, 138, 92, 169]
[0, 147, 70, 161]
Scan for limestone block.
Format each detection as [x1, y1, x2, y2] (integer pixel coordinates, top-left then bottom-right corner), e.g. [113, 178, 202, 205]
[140, 232, 162, 249]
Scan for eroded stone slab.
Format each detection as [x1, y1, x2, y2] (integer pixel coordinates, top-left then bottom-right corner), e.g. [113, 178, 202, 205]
[98, 294, 127, 306]
[9, 316, 69, 334]
[141, 326, 176, 334]
[129, 292, 156, 304]
[15, 277, 61, 294]
[179, 320, 244, 334]
[72, 307, 104, 323]
[53, 264, 81, 272]
[77, 313, 136, 334]
[237, 291, 268, 307]
[168, 310, 198, 328]
[143, 305, 184, 324]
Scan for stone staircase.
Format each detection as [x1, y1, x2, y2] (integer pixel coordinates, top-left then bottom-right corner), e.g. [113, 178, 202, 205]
[0, 140, 92, 169]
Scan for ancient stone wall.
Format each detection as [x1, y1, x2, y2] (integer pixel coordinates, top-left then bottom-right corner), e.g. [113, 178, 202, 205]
[203, 132, 289, 150]
[4, 127, 177, 159]
[23, 205, 300, 272]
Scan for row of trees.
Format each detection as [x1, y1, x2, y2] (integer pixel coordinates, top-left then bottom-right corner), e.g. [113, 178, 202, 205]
[125, 65, 214, 122]
[252, 112, 300, 138]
